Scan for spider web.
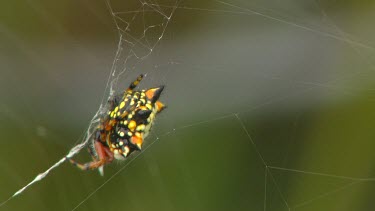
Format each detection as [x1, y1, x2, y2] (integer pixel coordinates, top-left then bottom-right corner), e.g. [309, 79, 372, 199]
[1, 0, 375, 210]
[0, 0, 180, 206]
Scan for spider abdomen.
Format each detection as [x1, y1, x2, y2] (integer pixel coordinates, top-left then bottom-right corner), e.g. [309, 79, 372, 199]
[106, 86, 165, 159]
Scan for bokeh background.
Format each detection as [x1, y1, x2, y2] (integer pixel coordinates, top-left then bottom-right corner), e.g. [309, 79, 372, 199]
[1, 0, 375, 210]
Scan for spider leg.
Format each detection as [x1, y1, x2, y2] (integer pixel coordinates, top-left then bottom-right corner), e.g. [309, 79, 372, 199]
[87, 133, 99, 161]
[126, 74, 145, 92]
[68, 141, 114, 171]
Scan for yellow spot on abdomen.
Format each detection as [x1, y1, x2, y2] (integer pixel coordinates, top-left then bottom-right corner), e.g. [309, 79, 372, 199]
[128, 120, 137, 131]
[135, 132, 142, 138]
[119, 101, 125, 109]
[136, 124, 145, 131]
[123, 146, 130, 157]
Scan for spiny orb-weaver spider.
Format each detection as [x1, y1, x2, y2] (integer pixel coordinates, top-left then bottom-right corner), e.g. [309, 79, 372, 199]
[69, 74, 166, 175]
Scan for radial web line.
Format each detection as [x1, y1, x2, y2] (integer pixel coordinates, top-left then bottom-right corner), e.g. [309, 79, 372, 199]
[313, 0, 375, 72]
[268, 166, 375, 182]
[0, 111, 101, 206]
[71, 136, 160, 211]
[235, 114, 291, 210]
[292, 181, 360, 210]
[214, 0, 374, 51]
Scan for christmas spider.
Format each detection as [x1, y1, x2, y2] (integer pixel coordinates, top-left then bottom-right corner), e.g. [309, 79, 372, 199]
[69, 74, 166, 175]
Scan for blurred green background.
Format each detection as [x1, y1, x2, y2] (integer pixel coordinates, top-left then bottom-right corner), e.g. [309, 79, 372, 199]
[1, 0, 375, 210]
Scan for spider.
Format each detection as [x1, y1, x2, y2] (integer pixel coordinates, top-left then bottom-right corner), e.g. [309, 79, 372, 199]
[68, 74, 166, 175]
